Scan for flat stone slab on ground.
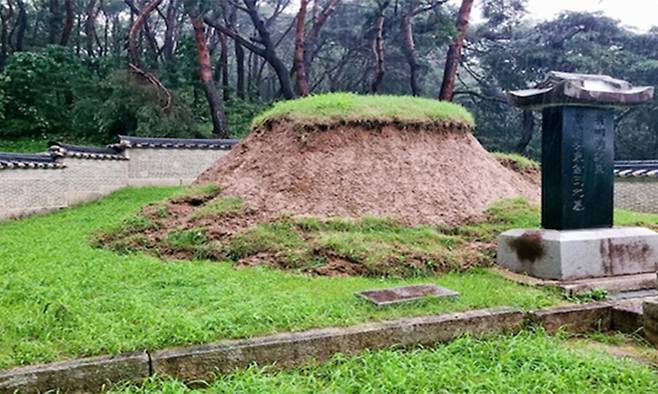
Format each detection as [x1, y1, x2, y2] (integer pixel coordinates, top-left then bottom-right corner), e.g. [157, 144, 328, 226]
[357, 284, 459, 306]
[495, 268, 657, 297]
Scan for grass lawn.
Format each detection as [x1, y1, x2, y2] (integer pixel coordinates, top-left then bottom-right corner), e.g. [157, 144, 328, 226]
[0, 187, 561, 370]
[1, 187, 657, 371]
[251, 93, 475, 128]
[111, 330, 658, 393]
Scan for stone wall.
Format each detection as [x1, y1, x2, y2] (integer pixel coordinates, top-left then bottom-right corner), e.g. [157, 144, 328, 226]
[0, 138, 234, 222]
[614, 178, 658, 213]
[4, 145, 658, 222]
[126, 148, 227, 186]
[62, 157, 130, 205]
[0, 168, 67, 219]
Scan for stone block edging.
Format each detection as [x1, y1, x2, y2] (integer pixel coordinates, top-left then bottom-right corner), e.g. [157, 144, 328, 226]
[150, 307, 523, 383]
[527, 302, 613, 334]
[644, 300, 658, 346]
[0, 351, 149, 394]
[0, 302, 645, 393]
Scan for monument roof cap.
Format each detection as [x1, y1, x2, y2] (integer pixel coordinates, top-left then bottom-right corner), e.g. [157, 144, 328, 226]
[507, 71, 654, 109]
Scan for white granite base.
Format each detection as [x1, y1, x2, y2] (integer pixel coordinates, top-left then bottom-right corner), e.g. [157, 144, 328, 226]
[497, 227, 658, 280]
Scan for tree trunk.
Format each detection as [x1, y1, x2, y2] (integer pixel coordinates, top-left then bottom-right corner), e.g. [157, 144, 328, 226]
[125, 0, 162, 66]
[162, 0, 179, 62]
[48, 0, 62, 44]
[13, 0, 26, 51]
[85, 0, 99, 57]
[75, 11, 81, 55]
[184, 0, 228, 138]
[370, 6, 386, 93]
[128, 0, 163, 65]
[111, 15, 120, 56]
[303, 0, 341, 76]
[235, 40, 246, 99]
[294, 0, 310, 96]
[439, 0, 474, 101]
[102, 5, 109, 57]
[219, 30, 229, 101]
[228, 8, 245, 99]
[401, 0, 419, 96]
[242, 0, 294, 99]
[60, 0, 74, 45]
[515, 110, 535, 154]
[0, 3, 9, 69]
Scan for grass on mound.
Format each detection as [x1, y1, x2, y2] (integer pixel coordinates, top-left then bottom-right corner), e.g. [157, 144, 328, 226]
[219, 216, 482, 277]
[96, 191, 513, 278]
[0, 188, 563, 370]
[111, 330, 658, 393]
[251, 93, 475, 129]
[493, 152, 540, 172]
[97, 188, 658, 279]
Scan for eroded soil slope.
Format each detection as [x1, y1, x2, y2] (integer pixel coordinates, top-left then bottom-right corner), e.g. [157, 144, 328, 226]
[198, 121, 539, 226]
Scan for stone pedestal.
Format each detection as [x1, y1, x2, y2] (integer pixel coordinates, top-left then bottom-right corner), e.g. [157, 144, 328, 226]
[497, 227, 658, 281]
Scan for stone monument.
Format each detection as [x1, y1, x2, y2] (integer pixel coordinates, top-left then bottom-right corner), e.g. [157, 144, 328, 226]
[497, 71, 658, 280]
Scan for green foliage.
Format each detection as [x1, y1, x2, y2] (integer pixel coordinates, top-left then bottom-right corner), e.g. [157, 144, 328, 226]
[614, 209, 658, 229]
[223, 219, 312, 267]
[0, 46, 94, 138]
[449, 198, 540, 243]
[0, 188, 559, 370]
[0, 138, 48, 153]
[91, 71, 201, 140]
[567, 288, 610, 303]
[112, 330, 658, 393]
[225, 98, 270, 138]
[252, 93, 475, 129]
[0, 47, 206, 144]
[194, 214, 473, 278]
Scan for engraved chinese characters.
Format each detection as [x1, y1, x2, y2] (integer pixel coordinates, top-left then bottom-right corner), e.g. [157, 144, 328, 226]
[507, 72, 651, 231]
[541, 106, 614, 230]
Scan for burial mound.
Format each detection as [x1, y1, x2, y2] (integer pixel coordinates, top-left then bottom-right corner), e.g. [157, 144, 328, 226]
[98, 94, 539, 277]
[197, 93, 538, 225]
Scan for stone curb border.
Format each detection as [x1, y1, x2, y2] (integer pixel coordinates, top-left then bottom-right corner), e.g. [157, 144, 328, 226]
[0, 303, 642, 393]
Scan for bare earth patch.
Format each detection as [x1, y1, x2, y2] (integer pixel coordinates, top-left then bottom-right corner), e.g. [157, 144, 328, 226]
[198, 120, 538, 226]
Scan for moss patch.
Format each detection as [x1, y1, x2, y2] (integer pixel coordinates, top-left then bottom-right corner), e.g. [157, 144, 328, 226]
[252, 93, 475, 129]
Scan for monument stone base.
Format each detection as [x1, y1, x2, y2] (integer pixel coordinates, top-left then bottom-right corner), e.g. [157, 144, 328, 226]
[497, 227, 658, 281]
